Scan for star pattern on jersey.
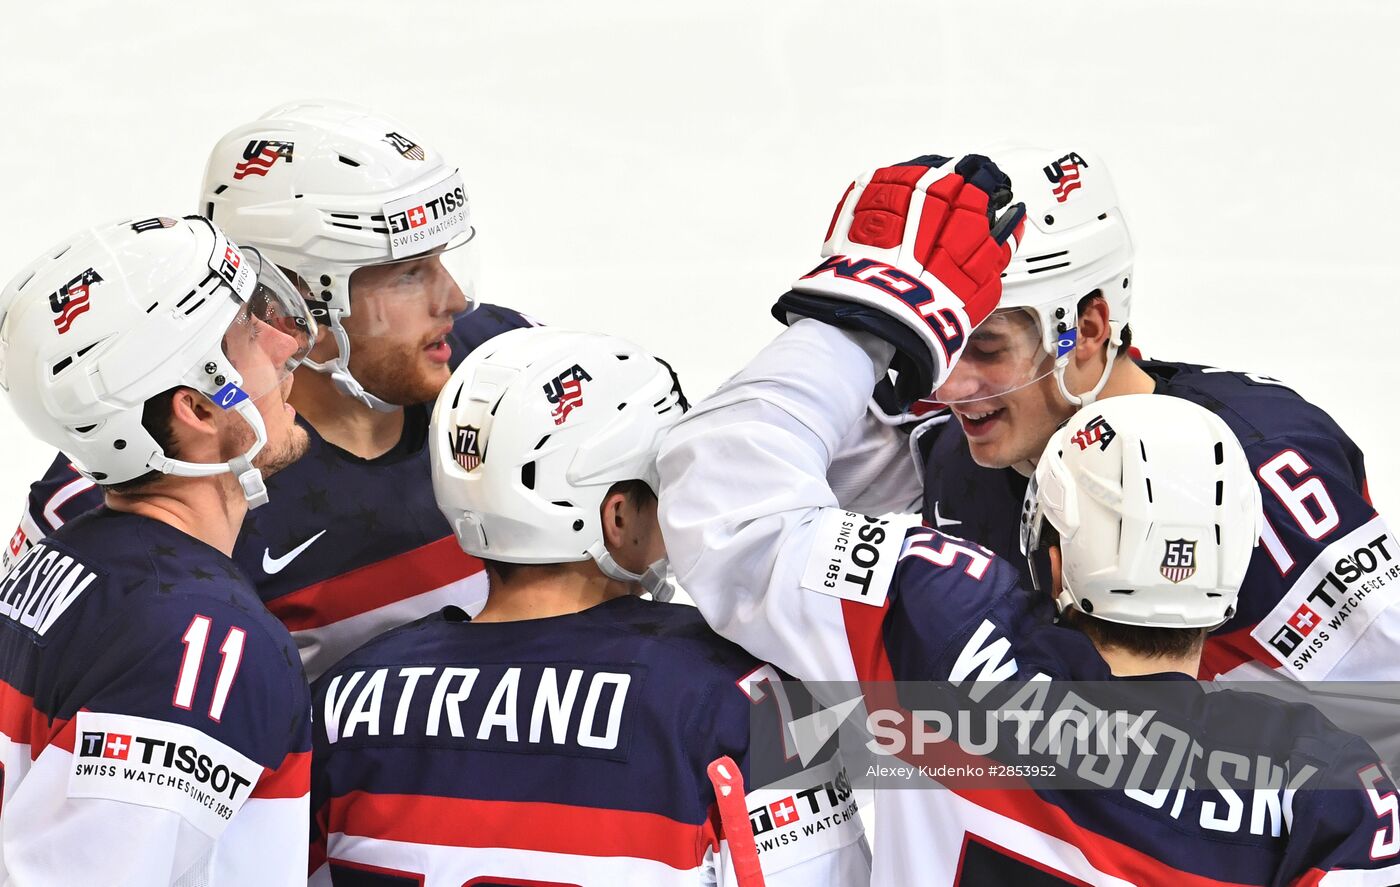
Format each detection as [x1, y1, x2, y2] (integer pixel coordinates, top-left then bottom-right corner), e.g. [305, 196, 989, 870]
[152, 544, 177, 559]
[352, 506, 382, 534]
[299, 486, 331, 515]
[192, 566, 216, 582]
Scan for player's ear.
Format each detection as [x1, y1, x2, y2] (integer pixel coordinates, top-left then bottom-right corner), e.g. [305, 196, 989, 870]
[599, 489, 631, 554]
[1073, 294, 1112, 363]
[1048, 544, 1064, 600]
[168, 387, 219, 440]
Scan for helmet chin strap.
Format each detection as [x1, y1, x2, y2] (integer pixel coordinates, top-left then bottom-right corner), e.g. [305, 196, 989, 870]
[1055, 338, 1119, 408]
[147, 398, 271, 508]
[586, 540, 674, 602]
[302, 311, 397, 413]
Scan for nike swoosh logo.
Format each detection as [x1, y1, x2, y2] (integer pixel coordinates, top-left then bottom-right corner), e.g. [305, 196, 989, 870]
[262, 530, 327, 575]
[933, 502, 962, 529]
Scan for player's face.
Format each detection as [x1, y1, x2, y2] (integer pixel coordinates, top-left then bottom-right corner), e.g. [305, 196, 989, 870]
[934, 310, 1076, 469]
[222, 311, 310, 476]
[342, 255, 470, 406]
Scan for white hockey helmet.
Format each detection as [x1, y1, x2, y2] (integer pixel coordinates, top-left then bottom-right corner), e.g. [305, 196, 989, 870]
[200, 99, 476, 411]
[1020, 394, 1262, 629]
[939, 147, 1132, 409]
[430, 327, 688, 600]
[0, 216, 315, 507]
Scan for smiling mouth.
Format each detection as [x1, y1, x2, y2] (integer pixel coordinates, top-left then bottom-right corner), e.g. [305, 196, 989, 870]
[957, 406, 1004, 434]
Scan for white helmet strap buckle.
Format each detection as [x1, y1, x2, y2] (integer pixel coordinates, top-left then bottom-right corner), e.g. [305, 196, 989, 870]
[586, 539, 673, 602]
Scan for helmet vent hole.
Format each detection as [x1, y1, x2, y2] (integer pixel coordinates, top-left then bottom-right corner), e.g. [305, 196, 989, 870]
[183, 298, 207, 316]
[1206, 592, 1222, 598]
[53, 245, 71, 260]
[146, 302, 159, 314]
[73, 424, 96, 434]
[615, 353, 631, 361]
[1109, 589, 1135, 595]
[1080, 599, 1093, 613]
[533, 435, 550, 450]
[1213, 442, 1224, 465]
[51, 356, 74, 376]
[205, 202, 215, 219]
[176, 288, 199, 310]
[337, 155, 361, 168]
[1026, 251, 1069, 264]
[90, 471, 106, 481]
[113, 440, 126, 450]
[16, 271, 36, 292]
[1215, 524, 1222, 545]
[490, 396, 505, 416]
[1098, 213, 1108, 221]
[1139, 441, 1148, 461]
[572, 520, 585, 532]
[521, 463, 536, 490]
[1215, 481, 1224, 506]
[213, 185, 228, 195]
[1122, 277, 1130, 289]
[1144, 478, 1153, 503]
[617, 402, 627, 411]
[1027, 261, 1071, 275]
[330, 222, 362, 231]
[552, 500, 574, 509]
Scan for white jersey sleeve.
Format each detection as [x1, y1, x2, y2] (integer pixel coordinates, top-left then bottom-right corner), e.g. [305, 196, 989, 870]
[659, 320, 920, 689]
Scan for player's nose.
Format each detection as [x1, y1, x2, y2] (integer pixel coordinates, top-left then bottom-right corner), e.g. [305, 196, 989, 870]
[934, 358, 983, 403]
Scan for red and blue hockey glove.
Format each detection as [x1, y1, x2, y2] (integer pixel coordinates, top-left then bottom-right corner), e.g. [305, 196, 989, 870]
[773, 154, 1025, 407]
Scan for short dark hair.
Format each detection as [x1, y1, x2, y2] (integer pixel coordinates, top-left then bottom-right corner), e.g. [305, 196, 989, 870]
[481, 479, 658, 584]
[1062, 606, 1208, 660]
[1076, 291, 1132, 355]
[103, 387, 182, 495]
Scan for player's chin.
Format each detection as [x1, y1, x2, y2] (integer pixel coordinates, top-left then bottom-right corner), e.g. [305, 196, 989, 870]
[258, 424, 310, 478]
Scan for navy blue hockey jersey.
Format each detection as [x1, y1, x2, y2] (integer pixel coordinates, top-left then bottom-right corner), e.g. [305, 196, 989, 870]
[309, 596, 869, 886]
[921, 358, 1394, 682]
[3, 303, 534, 680]
[0, 508, 312, 885]
[659, 320, 1400, 886]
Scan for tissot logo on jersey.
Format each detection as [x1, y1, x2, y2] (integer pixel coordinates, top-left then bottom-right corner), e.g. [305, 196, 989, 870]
[1071, 415, 1115, 451]
[749, 766, 854, 836]
[48, 268, 102, 335]
[545, 364, 591, 425]
[1043, 151, 1088, 203]
[70, 712, 264, 835]
[233, 139, 293, 180]
[1252, 517, 1400, 676]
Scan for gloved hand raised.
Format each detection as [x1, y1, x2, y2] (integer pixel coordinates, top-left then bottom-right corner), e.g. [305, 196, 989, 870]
[774, 154, 1025, 407]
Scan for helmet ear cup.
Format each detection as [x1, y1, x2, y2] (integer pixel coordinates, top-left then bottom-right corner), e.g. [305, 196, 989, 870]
[1027, 394, 1260, 630]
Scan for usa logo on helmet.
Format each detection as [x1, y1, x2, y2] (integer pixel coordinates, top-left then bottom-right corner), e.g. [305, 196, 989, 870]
[1160, 539, 1197, 583]
[1043, 152, 1088, 204]
[383, 132, 425, 161]
[1070, 415, 1116, 452]
[49, 268, 103, 335]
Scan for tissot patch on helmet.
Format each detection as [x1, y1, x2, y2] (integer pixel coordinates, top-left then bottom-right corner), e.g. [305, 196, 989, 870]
[1043, 152, 1088, 203]
[233, 140, 294, 180]
[382, 171, 470, 259]
[450, 424, 483, 470]
[544, 364, 591, 426]
[383, 131, 425, 160]
[1070, 415, 1115, 451]
[1160, 539, 1197, 583]
[49, 268, 102, 335]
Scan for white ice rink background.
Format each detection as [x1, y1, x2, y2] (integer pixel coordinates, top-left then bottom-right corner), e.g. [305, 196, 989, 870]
[2, 1, 1396, 514]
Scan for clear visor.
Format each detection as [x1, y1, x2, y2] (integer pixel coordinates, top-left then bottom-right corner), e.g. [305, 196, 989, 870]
[934, 308, 1060, 406]
[218, 248, 317, 402]
[317, 228, 478, 338]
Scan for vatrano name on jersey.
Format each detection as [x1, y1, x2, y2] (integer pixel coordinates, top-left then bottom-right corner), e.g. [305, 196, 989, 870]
[69, 712, 263, 838]
[1251, 516, 1400, 678]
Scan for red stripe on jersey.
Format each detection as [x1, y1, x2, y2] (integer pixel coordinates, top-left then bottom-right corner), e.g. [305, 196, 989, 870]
[0, 678, 73, 759]
[329, 791, 714, 870]
[1198, 624, 1281, 679]
[952, 788, 1258, 887]
[841, 598, 895, 683]
[252, 749, 311, 799]
[266, 536, 483, 632]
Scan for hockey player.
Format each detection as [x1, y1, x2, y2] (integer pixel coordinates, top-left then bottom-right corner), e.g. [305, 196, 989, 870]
[310, 328, 870, 886]
[657, 154, 1400, 884]
[5, 100, 535, 679]
[0, 216, 316, 884]
[909, 147, 1395, 682]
